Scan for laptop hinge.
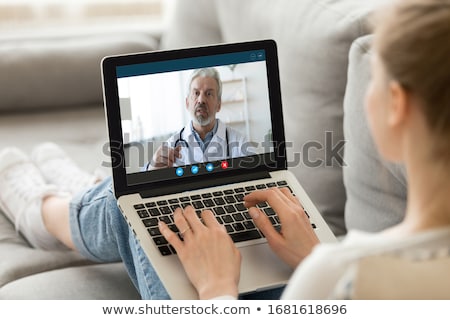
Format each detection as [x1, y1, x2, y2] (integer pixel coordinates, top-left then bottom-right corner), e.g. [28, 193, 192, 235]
[139, 170, 271, 199]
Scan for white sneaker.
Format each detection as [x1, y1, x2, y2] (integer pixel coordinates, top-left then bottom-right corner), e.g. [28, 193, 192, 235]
[0, 147, 67, 250]
[31, 142, 99, 195]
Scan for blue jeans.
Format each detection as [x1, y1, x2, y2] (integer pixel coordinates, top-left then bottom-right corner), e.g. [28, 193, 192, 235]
[69, 176, 169, 299]
[69, 177, 283, 300]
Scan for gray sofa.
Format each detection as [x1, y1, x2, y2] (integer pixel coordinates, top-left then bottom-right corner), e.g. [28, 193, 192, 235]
[0, 0, 406, 299]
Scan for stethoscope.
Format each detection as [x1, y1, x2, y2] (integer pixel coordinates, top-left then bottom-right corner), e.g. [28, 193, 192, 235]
[175, 126, 230, 158]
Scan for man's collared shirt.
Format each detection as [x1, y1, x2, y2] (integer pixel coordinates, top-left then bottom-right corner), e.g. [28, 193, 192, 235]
[190, 120, 219, 153]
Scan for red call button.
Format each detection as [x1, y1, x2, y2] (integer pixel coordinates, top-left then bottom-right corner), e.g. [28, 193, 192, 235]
[220, 161, 229, 169]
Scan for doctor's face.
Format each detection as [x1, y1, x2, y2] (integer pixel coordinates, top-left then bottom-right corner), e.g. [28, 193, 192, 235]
[186, 76, 221, 128]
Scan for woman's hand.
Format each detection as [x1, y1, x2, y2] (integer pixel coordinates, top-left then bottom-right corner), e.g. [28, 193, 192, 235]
[159, 206, 241, 299]
[244, 188, 320, 269]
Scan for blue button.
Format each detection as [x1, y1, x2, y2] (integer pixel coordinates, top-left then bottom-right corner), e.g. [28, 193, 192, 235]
[206, 163, 214, 172]
[191, 165, 199, 174]
[175, 167, 184, 177]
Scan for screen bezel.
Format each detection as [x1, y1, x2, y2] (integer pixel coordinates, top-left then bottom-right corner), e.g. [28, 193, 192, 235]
[102, 39, 287, 198]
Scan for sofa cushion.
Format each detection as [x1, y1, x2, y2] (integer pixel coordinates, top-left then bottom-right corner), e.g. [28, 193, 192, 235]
[343, 35, 407, 231]
[0, 263, 140, 299]
[162, 0, 387, 235]
[0, 212, 93, 288]
[0, 32, 157, 112]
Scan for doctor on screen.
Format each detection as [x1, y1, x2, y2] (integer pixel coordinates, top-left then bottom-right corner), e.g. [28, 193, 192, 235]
[147, 67, 250, 170]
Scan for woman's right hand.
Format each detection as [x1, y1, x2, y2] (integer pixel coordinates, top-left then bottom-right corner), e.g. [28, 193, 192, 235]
[244, 188, 320, 269]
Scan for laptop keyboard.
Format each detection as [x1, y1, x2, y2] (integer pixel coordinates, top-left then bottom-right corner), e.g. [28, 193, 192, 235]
[132, 180, 315, 256]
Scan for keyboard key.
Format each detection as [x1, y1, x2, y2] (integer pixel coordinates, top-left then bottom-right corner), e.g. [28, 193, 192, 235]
[203, 199, 215, 207]
[245, 186, 256, 191]
[235, 193, 245, 202]
[149, 208, 161, 216]
[168, 198, 179, 204]
[264, 208, 276, 216]
[168, 224, 178, 233]
[201, 193, 212, 198]
[190, 194, 201, 200]
[142, 218, 158, 227]
[134, 204, 145, 210]
[233, 222, 245, 232]
[225, 224, 234, 233]
[158, 245, 172, 256]
[277, 180, 288, 186]
[148, 227, 161, 237]
[266, 182, 277, 188]
[223, 189, 234, 195]
[213, 197, 226, 205]
[229, 230, 262, 243]
[224, 195, 236, 203]
[212, 191, 223, 196]
[256, 184, 266, 189]
[192, 201, 204, 209]
[235, 203, 247, 211]
[179, 196, 190, 202]
[234, 187, 245, 193]
[243, 220, 256, 229]
[213, 207, 226, 215]
[224, 205, 236, 213]
[137, 209, 149, 219]
[153, 236, 168, 246]
[222, 215, 233, 223]
[157, 200, 168, 206]
[145, 202, 156, 208]
[160, 206, 172, 214]
[158, 216, 171, 224]
[232, 212, 244, 221]
[257, 202, 268, 208]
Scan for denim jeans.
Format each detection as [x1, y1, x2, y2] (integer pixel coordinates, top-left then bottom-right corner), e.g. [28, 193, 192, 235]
[69, 176, 283, 300]
[69, 176, 169, 299]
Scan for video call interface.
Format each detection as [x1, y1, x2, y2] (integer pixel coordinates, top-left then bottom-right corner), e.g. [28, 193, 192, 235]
[116, 50, 274, 186]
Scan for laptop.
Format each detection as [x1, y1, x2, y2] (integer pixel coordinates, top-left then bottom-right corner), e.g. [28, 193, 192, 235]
[101, 39, 337, 299]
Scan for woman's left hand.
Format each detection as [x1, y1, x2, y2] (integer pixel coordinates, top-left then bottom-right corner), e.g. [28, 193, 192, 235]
[159, 206, 241, 299]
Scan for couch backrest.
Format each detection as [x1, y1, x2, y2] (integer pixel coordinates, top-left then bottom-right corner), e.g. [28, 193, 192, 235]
[0, 32, 157, 113]
[344, 35, 407, 231]
[161, 0, 388, 235]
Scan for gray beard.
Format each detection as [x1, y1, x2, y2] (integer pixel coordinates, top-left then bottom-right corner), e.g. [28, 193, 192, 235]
[193, 114, 213, 127]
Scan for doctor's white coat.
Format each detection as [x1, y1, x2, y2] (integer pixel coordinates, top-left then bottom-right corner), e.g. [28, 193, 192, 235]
[166, 119, 250, 166]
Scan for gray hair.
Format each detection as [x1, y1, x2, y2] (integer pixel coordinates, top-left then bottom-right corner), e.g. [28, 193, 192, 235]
[187, 67, 222, 101]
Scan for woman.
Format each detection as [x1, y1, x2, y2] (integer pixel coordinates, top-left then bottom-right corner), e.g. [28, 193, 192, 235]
[158, 0, 450, 299]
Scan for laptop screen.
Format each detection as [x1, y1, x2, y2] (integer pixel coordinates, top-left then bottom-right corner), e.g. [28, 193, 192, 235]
[102, 40, 286, 196]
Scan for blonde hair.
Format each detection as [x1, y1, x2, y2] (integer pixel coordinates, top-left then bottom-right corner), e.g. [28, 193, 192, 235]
[373, 0, 450, 161]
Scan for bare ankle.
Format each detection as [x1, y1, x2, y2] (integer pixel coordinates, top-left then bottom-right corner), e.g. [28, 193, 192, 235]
[42, 195, 76, 250]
